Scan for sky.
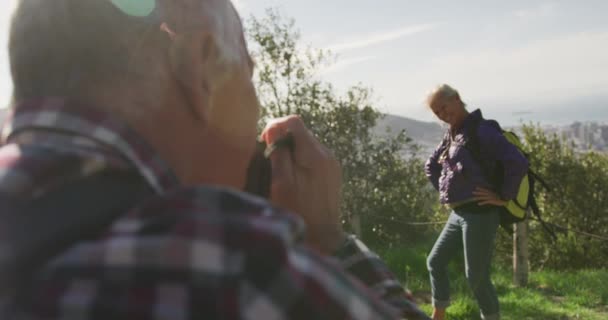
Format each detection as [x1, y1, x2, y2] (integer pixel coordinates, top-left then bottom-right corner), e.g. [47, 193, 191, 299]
[1, 0, 608, 125]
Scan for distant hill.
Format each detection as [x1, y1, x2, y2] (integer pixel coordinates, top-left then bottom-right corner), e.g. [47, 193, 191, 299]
[375, 113, 608, 155]
[375, 114, 444, 156]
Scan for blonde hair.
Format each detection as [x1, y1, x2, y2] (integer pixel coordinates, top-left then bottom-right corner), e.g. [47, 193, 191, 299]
[426, 84, 463, 107]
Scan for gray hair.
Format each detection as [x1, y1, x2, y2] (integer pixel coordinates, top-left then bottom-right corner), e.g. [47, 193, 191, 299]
[426, 84, 462, 107]
[9, 0, 247, 104]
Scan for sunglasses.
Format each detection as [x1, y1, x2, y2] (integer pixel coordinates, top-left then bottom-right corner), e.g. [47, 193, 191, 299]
[109, 0, 157, 17]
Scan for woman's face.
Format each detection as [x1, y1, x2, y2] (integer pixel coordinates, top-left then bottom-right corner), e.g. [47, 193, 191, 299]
[429, 95, 466, 127]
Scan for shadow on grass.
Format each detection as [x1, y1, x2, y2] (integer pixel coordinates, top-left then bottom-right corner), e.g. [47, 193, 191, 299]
[415, 297, 573, 320]
[499, 299, 570, 320]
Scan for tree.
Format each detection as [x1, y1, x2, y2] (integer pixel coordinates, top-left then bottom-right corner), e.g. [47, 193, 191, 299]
[246, 9, 436, 246]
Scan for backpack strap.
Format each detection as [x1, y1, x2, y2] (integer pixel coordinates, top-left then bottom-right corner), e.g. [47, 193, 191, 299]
[464, 115, 483, 161]
[527, 172, 557, 241]
[529, 170, 551, 192]
[463, 115, 503, 187]
[0, 171, 151, 291]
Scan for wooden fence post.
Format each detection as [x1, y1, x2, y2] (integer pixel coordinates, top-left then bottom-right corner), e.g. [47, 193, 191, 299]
[513, 220, 529, 287]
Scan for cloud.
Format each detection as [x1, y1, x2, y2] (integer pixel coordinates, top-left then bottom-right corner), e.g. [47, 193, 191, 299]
[401, 31, 608, 108]
[512, 110, 534, 116]
[325, 23, 436, 53]
[514, 3, 557, 19]
[320, 55, 377, 75]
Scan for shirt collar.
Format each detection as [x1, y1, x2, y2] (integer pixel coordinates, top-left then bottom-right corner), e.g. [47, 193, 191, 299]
[2, 98, 180, 194]
[451, 108, 483, 135]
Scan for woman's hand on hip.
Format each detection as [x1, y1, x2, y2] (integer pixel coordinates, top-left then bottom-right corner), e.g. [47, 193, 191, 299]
[473, 187, 507, 206]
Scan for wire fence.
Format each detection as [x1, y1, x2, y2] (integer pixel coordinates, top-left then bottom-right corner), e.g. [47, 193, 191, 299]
[366, 215, 608, 242]
[532, 218, 608, 242]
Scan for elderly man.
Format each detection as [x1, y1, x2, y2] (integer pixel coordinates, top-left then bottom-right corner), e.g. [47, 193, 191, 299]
[0, 0, 429, 319]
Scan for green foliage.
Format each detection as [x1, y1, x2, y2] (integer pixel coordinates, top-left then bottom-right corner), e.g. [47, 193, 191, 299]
[530, 270, 608, 308]
[510, 125, 608, 270]
[246, 9, 436, 246]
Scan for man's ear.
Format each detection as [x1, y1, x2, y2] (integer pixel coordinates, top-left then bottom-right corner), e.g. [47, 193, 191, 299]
[161, 23, 213, 122]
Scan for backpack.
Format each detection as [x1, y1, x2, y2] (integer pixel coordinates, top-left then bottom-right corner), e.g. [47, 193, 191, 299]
[464, 116, 556, 240]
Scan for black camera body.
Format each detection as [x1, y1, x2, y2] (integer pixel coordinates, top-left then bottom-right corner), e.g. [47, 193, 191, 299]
[244, 134, 294, 198]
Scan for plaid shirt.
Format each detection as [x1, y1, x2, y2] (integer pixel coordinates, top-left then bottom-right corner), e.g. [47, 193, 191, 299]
[0, 99, 430, 320]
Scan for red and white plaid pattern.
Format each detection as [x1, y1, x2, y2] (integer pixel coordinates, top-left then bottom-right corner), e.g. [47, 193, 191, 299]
[0, 99, 430, 319]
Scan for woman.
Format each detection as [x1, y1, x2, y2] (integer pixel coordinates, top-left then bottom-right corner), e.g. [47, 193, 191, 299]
[424, 84, 529, 320]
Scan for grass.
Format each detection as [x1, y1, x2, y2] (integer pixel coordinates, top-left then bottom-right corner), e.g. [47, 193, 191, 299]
[376, 243, 608, 320]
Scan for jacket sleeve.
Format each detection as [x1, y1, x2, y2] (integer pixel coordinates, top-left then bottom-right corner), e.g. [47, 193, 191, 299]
[424, 139, 446, 191]
[477, 122, 529, 200]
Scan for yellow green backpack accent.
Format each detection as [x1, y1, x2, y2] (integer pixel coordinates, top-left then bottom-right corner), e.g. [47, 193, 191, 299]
[502, 131, 530, 221]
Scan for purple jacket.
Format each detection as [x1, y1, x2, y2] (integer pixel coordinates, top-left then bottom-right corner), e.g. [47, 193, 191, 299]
[425, 109, 529, 205]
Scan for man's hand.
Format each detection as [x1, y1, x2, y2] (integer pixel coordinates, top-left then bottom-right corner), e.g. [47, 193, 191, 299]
[472, 187, 507, 206]
[261, 115, 345, 255]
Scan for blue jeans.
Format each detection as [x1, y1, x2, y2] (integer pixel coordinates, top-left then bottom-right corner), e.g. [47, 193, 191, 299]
[427, 207, 500, 320]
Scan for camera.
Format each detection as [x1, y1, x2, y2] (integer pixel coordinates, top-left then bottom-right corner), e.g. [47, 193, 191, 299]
[244, 133, 294, 198]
